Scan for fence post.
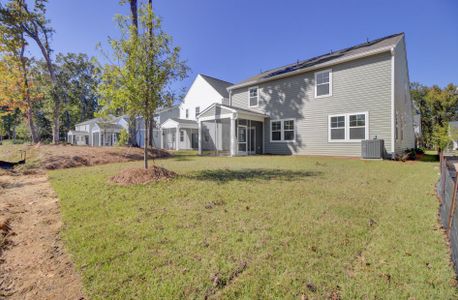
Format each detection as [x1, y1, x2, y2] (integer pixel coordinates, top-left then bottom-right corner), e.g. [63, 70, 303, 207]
[442, 154, 447, 202]
[448, 171, 458, 236]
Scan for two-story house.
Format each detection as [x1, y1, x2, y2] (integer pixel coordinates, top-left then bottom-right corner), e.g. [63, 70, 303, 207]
[159, 74, 233, 150]
[197, 33, 415, 158]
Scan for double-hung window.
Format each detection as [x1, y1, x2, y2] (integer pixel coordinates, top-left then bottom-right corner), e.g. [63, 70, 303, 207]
[270, 119, 295, 142]
[315, 69, 332, 98]
[195, 106, 200, 117]
[180, 130, 184, 142]
[329, 112, 368, 142]
[185, 109, 189, 119]
[249, 87, 259, 107]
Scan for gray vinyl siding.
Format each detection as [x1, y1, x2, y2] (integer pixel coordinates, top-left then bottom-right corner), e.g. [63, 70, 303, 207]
[393, 37, 415, 154]
[231, 52, 393, 156]
[157, 107, 179, 125]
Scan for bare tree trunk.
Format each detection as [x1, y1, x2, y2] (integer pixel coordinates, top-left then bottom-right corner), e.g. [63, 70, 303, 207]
[19, 36, 39, 144]
[127, 0, 138, 147]
[144, 118, 149, 169]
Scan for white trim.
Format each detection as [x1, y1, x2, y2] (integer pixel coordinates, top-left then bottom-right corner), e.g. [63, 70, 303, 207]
[237, 125, 248, 155]
[197, 103, 237, 119]
[228, 45, 396, 91]
[269, 118, 296, 143]
[198, 113, 234, 122]
[314, 69, 333, 99]
[328, 112, 369, 143]
[248, 86, 259, 108]
[390, 48, 396, 154]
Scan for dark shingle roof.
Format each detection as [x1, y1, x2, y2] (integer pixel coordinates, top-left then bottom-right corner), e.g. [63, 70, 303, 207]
[231, 33, 404, 88]
[200, 74, 233, 98]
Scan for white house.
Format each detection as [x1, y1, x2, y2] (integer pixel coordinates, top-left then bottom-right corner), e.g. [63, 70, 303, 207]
[67, 115, 128, 146]
[159, 74, 233, 150]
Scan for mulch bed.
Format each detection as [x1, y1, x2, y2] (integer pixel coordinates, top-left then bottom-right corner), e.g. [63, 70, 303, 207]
[110, 166, 177, 185]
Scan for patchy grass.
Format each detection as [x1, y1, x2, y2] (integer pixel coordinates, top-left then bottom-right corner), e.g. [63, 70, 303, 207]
[49, 156, 457, 299]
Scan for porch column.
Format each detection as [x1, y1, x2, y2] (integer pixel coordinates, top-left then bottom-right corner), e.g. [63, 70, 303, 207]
[198, 121, 202, 155]
[160, 128, 164, 149]
[176, 126, 180, 151]
[230, 114, 236, 156]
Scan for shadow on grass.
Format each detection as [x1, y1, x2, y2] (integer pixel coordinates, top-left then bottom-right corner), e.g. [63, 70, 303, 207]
[188, 168, 322, 183]
[419, 153, 439, 162]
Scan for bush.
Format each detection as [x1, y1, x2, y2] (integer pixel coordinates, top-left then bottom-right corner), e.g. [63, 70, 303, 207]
[117, 129, 128, 146]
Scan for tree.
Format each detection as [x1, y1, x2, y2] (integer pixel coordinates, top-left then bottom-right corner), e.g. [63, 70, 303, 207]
[99, 2, 188, 169]
[54, 53, 100, 135]
[411, 82, 458, 151]
[0, 26, 42, 143]
[0, 0, 61, 143]
[120, 0, 139, 146]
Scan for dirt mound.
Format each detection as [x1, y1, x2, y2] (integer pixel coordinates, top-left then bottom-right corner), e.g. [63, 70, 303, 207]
[41, 146, 172, 170]
[111, 166, 177, 185]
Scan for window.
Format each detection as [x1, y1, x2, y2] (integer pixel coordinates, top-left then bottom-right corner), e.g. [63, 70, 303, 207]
[329, 112, 368, 142]
[185, 109, 189, 119]
[330, 116, 345, 140]
[271, 121, 281, 141]
[315, 69, 332, 98]
[249, 87, 258, 107]
[195, 106, 200, 117]
[270, 119, 295, 142]
[283, 120, 295, 141]
[349, 114, 366, 140]
[180, 130, 184, 142]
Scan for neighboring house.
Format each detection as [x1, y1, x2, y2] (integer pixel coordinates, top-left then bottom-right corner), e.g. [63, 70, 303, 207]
[135, 106, 180, 148]
[197, 32, 415, 158]
[160, 74, 233, 150]
[67, 115, 128, 146]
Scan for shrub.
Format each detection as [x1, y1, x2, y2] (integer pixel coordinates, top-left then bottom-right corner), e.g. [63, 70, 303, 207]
[117, 129, 129, 146]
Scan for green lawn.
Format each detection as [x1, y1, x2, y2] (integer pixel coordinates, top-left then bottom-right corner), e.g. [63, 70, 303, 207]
[49, 155, 457, 299]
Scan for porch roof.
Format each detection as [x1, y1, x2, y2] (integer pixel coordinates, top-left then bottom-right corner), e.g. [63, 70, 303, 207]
[198, 103, 268, 122]
[161, 118, 198, 129]
[68, 130, 89, 135]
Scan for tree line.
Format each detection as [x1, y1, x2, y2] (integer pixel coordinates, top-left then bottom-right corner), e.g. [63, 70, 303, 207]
[411, 82, 458, 151]
[0, 0, 187, 164]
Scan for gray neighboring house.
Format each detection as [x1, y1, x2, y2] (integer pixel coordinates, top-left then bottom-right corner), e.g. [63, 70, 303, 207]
[198, 32, 415, 158]
[135, 106, 180, 148]
[67, 115, 129, 146]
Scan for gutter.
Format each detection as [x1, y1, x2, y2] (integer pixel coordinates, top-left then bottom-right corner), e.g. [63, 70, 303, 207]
[227, 46, 395, 91]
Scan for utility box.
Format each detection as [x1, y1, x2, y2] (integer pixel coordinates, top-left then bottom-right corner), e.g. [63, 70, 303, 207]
[361, 139, 385, 159]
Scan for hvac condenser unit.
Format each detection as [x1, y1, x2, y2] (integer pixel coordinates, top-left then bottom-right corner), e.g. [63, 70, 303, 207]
[361, 139, 385, 159]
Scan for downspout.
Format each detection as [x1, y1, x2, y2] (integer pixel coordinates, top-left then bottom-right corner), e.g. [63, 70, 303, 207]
[390, 46, 396, 159]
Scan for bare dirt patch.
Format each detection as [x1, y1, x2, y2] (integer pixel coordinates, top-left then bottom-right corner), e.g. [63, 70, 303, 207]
[0, 143, 172, 173]
[110, 166, 177, 185]
[0, 174, 84, 299]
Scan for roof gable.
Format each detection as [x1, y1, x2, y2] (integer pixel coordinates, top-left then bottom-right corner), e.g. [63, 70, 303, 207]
[199, 74, 233, 98]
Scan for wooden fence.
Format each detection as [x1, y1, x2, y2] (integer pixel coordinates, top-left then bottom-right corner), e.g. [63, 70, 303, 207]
[437, 153, 458, 274]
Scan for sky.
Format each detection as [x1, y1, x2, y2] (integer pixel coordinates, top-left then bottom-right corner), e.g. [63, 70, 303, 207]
[26, 0, 458, 91]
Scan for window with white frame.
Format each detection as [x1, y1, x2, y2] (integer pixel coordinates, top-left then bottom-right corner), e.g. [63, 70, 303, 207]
[271, 121, 281, 141]
[329, 112, 367, 142]
[315, 69, 332, 98]
[349, 114, 366, 140]
[270, 119, 295, 142]
[185, 109, 189, 119]
[195, 106, 200, 117]
[180, 130, 184, 142]
[249, 87, 258, 107]
[330, 116, 345, 140]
